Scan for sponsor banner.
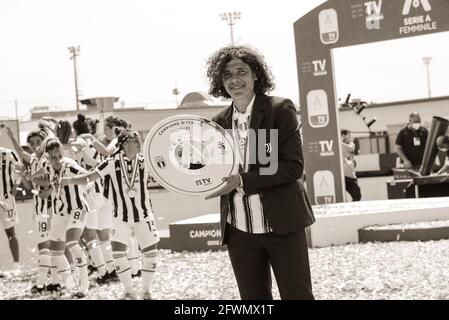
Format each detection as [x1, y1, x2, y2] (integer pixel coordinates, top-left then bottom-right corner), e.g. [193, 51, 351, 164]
[307, 89, 329, 128]
[294, 0, 449, 204]
[399, 0, 437, 35]
[297, 0, 449, 49]
[313, 170, 336, 204]
[319, 8, 339, 44]
[169, 221, 225, 252]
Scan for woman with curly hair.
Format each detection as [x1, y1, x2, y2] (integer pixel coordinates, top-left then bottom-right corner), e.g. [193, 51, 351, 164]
[205, 45, 315, 300]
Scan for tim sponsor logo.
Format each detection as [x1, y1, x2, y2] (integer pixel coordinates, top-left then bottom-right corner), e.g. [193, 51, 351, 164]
[195, 178, 211, 186]
[312, 59, 327, 76]
[319, 140, 334, 157]
[364, 0, 383, 29]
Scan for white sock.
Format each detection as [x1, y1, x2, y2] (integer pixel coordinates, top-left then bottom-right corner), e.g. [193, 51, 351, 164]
[87, 240, 107, 277]
[37, 249, 51, 287]
[70, 264, 79, 287]
[113, 252, 134, 293]
[52, 252, 74, 290]
[101, 241, 115, 273]
[127, 237, 139, 275]
[86, 252, 93, 267]
[50, 257, 60, 285]
[141, 249, 157, 293]
[67, 242, 89, 293]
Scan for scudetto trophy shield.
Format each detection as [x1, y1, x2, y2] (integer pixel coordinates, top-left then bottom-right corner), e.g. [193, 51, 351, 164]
[143, 114, 238, 197]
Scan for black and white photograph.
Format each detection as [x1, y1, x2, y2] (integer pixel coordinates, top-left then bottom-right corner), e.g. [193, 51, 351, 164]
[1, 0, 449, 311]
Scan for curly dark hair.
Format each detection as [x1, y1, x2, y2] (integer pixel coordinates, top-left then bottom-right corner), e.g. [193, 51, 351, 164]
[27, 130, 47, 143]
[105, 115, 128, 128]
[45, 137, 62, 153]
[87, 118, 99, 135]
[73, 113, 90, 136]
[115, 129, 140, 151]
[104, 115, 129, 136]
[205, 45, 275, 99]
[56, 120, 72, 144]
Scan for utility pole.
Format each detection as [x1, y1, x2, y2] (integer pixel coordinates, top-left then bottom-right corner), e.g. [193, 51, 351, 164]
[68, 46, 81, 111]
[220, 12, 241, 45]
[422, 56, 432, 98]
[173, 87, 180, 108]
[14, 99, 20, 140]
[14, 99, 19, 120]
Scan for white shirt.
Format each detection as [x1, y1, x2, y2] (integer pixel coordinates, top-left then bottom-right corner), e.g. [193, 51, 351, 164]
[228, 95, 270, 234]
[232, 95, 255, 169]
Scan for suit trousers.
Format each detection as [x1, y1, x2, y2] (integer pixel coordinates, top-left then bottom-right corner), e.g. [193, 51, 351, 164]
[226, 223, 314, 300]
[345, 176, 361, 201]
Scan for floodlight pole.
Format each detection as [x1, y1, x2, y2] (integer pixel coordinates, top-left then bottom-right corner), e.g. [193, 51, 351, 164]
[422, 57, 432, 98]
[220, 12, 241, 45]
[68, 46, 81, 111]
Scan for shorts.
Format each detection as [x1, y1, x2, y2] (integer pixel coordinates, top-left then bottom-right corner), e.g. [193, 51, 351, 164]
[111, 215, 159, 250]
[34, 214, 51, 244]
[0, 197, 18, 229]
[33, 197, 52, 244]
[85, 194, 112, 230]
[49, 209, 87, 242]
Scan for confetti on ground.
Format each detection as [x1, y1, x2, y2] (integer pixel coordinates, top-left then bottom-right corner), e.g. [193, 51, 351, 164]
[27, 247, 36, 253]
[364, 219, 449, 230]
[313, 198, 449, 218]
[2, 239, 449, 300]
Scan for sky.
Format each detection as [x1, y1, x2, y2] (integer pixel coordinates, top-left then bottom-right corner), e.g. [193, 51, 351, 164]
[1, 0, 448, 120]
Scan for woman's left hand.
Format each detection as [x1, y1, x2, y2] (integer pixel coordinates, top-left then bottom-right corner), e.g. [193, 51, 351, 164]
[205, 174, 241, 200]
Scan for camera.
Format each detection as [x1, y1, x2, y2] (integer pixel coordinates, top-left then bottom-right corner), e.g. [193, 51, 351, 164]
[341, 94, 377, 131]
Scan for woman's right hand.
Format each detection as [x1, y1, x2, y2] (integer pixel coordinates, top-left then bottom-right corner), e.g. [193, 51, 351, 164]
[403, 160, 413, 169]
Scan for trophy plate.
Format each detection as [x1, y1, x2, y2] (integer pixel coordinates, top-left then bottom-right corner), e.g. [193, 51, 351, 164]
[143, 114, 238, 196]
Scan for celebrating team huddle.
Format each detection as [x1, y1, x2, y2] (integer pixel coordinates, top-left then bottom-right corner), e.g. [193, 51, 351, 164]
[0, 114, 159, 299]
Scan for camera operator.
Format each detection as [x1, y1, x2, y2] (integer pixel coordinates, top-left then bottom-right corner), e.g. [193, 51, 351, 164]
[395, 112, 428, 170]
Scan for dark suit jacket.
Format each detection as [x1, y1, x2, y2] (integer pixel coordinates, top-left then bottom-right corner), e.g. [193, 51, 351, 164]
[212, 94, 315, 244]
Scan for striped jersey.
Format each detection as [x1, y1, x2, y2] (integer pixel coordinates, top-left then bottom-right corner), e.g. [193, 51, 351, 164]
[29, 153, 52, 217]
[0, 148, 19, 200]
[95, 152, 153, 223]
[46, 157, 88, 216]
[93, 138, 118, 200]
[101, 138, 118, 200]
[78, 144, 104, 194]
